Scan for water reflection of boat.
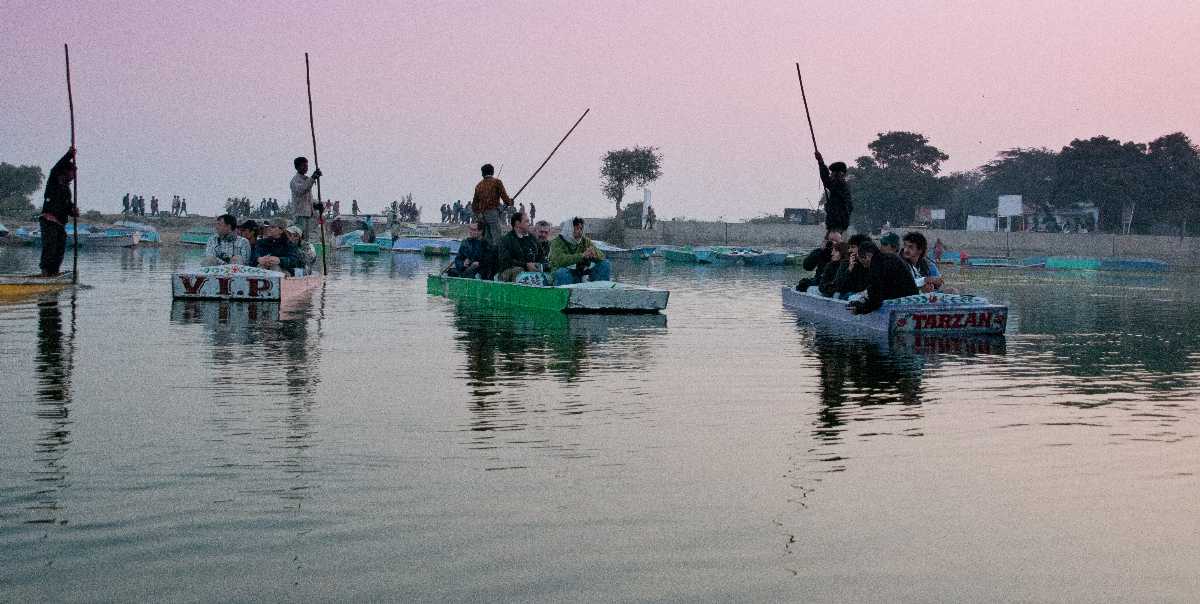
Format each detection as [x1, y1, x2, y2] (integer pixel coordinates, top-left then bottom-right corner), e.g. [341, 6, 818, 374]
[170, 299, 283, 333]
[451, 299, 667, 387]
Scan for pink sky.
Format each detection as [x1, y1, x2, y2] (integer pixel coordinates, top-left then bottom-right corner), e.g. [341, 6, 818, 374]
[3, 0, 1197, 221]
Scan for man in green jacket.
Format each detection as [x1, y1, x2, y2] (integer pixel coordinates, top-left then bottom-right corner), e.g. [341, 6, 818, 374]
[549, 217, 611, 284]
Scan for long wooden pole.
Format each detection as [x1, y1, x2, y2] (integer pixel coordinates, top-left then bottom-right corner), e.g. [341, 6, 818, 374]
[795, 63, 819, 153]
[305, 53, 328, 275]
[65, 44, 78, 283]
[511, 108, 590, 201]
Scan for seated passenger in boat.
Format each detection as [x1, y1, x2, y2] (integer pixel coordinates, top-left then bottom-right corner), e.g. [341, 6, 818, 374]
[795, 230, 842, 291]
[534, 220, 553, 267]
[879, 232, 900, 255]
[822, 234, 872, 299]
[549, 217, 611, 285]
[497, 211, 542, 282]
[900, 231, 944, 293]
[249, 219, 303, 275]
[238, 219, 259, 250]
[286, 225, 318, 273]
[847, 240, 919, 315]
[818, 241, 850, 297]
[449, 221, 485, 278]
[201, 214, 251, 266]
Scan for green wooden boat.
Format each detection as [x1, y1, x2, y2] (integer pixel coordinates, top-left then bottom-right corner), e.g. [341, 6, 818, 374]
[427, 274, 669, 313]
[180, 228, 213, 245]
[353, 242, 382, 254]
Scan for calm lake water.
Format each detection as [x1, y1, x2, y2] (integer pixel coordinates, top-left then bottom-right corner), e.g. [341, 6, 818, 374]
[2, 245, 1198, 602]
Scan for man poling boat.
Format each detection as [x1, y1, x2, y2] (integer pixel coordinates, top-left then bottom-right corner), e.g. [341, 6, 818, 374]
[37, 148, 78, 277]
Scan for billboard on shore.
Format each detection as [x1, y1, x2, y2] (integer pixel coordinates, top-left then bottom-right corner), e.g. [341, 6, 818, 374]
[998, 195, 1023, 217]
[967, 215, 996, 231]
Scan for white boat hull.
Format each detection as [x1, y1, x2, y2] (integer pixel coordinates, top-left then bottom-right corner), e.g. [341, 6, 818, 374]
[781, 287, 1007, 335]
[172, 265, 320, 302]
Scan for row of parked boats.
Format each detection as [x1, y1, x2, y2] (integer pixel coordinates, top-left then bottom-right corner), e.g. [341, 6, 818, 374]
[940, 251, 1169, 272]
[6, 221, 161, 248]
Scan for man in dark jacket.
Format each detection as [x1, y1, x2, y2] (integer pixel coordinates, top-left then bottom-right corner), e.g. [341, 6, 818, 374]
[449, 221, 486, 278]
[816, 151, 853, 233]
[249, 219, 303, 274]
[39, 148, 77, 276]
[496, 211, 539, 282]
[848, 240, 918, 315]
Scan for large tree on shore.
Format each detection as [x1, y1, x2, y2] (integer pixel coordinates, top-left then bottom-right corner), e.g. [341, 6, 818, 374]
[0, 162, 44, 217]
[849, 131, 949, 228]
[600, 146, 662, 216]
[1146, 132, 1200, 234]
[1053, 136, 1150, 232]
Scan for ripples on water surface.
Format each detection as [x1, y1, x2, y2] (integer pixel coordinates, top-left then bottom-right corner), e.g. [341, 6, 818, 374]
[1, 246, 1198, 601]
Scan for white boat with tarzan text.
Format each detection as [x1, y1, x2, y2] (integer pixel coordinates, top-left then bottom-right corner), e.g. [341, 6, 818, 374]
[781, 287, 1008, 335]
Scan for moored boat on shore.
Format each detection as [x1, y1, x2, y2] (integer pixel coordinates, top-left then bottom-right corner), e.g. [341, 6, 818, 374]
[428, 274, 669, 313]
[394, 237, 460, 254]
[782, 287, 1007, 335]
[660, 245, 713, 264]
[180, 227, 212, 245]
[593, 240, 636, 259]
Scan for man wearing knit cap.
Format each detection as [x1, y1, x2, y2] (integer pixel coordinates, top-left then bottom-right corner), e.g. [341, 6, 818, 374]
[815, 151, 853, 233]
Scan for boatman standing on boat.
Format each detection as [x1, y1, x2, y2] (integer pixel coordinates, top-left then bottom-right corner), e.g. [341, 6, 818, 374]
[290, 156, 322, 243]
[471, 163, 512, 247]
[816, 151, 852, 233]
[39, 147, 77, 277]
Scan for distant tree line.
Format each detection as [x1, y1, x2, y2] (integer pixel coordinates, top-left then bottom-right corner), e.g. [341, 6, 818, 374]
[0, 163, 44, 217]
[845, 131, 1200, 235]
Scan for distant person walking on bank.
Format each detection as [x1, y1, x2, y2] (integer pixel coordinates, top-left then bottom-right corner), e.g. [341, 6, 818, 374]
[39, 147, 77, 277]
[472, 163, 513, 248]
[816, 151, 852, 233]
[290, 156, 322, 241]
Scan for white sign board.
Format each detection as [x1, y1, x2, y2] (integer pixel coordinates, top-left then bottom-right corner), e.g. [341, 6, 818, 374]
[997, 195, 1023, 217]
[172, 265, 285, 300]
[967, 215, 996, 231]
[931, 209, 946, 220]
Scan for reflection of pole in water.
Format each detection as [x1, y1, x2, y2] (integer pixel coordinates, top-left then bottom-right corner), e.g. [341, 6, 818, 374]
[29, 293, 76, 524]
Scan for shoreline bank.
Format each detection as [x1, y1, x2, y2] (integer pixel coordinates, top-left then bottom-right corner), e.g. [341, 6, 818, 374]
[584, 218, 1200, 269]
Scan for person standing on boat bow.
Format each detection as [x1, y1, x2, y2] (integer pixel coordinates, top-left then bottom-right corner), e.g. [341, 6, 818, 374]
[471, 163, 513, 244]
[815, 151, 852, 233]
[39, 147, 77, 277]
[290, 156, 322, 243]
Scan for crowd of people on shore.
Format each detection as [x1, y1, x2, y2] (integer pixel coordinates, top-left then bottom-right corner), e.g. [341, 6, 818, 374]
[439, 201, 472, 224]
[224, 197, 286, 218]
[121, 193, 188, 217]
